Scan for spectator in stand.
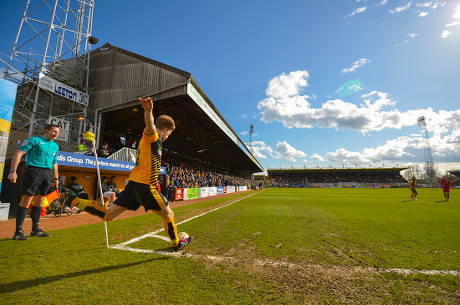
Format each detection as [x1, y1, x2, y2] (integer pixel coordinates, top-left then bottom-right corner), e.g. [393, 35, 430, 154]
[84, 147, 95, 156]
[101, 176, 116, 205]
[97, 143, 110, 158]
[107, 176, 121, 196]
[166, 181, 176, 202]
[78, 140, 87, 152]
[68, 176, 89, 199]
[440, 176, 453, 201]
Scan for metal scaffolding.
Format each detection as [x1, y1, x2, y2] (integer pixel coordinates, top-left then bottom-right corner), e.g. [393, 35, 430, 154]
[2, 0, 96, 150]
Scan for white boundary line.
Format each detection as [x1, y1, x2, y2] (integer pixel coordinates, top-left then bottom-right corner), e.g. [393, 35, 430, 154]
[109, 192, 460, 277]
[109, 192, 258, 249]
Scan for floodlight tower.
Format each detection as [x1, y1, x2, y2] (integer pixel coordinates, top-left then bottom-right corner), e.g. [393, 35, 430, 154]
[2, 0, 96, 148]
[249, 123, 254, 144]
[417, 116, 435, 183]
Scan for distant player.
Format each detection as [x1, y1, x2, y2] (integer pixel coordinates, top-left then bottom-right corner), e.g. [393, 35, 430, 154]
[409, 176, 417, 201]
[440, 176, 453, 201]
[67, 97, 192, 252]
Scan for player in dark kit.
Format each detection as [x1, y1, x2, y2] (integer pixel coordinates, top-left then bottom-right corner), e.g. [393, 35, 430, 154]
[440, 176, 453, 201]
[68, 97, 192, 252]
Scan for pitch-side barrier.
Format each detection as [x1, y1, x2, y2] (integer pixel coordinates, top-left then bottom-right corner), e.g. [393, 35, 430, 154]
[174, 185, 249, 201]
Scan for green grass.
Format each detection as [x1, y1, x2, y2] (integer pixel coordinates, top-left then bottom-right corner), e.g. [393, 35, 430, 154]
[1, 188, 459, 304]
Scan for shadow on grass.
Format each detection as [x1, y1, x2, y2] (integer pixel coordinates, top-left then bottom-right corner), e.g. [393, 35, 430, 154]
[0, 256, 169, 293]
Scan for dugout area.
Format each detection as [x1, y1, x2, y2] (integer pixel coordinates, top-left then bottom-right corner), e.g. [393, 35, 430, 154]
[89, 43, 263, 177]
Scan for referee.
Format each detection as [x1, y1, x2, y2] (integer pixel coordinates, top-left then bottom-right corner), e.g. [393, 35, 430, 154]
[8, 124, 60, 240]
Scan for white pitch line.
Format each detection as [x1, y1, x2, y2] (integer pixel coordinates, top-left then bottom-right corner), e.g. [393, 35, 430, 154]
[109, 191, 460, 277]
[109, 192, 258, 248]
[111, 236, 460, 276]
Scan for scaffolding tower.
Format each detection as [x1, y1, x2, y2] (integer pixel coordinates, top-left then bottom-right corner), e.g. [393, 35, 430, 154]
[417, 116, 435, 183]
[2, 0, 96, 151]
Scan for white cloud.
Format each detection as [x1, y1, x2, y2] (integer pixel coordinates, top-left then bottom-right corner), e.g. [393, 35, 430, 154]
[441, 30, 451, 38]
[390, 1, 412, 14]
[340, 58, 371, 74]
[345, 6, 367, 18]
[416, 2, 432, 8]
[379, 0, 389, 5]
[240, 131, 248, 135]
[445, 21, 459, 27]
[247, 141, 273, 159]
[258, 71, 460, 136]
[247, 140, 306, 162]
[322, 109, 460, 165]
[275, 141, 307, 162]
[311, 153, 325, 162]
[395, 32, 419, 47]
[418, 11, 429, 17]
[265, 70, 310, 99]
[349, 84, 363, 92]
[416, 1, 446, 10]
[258, 71, 460, 166]
[324, 127, 460, 165]
[241, 114, 248, 119]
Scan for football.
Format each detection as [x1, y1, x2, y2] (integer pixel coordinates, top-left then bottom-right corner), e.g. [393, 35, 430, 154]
[178, 232, 189, 240]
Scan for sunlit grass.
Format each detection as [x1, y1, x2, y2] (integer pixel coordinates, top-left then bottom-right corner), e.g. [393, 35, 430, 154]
[1, 188, 458, 304]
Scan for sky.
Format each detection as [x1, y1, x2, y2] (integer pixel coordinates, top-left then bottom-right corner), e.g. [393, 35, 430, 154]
[1, 0, 460, 174]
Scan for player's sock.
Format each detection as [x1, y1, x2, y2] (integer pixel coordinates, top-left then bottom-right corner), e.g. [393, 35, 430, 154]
[68, 196, 80, 207]
[73, 199, 108, 220]
[164, 217, 179, 246]
[15, 206, 28, 233]
[30, 206, 42, 232]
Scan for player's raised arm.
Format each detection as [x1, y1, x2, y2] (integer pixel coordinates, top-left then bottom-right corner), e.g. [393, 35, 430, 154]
[138, 97, 156, 135]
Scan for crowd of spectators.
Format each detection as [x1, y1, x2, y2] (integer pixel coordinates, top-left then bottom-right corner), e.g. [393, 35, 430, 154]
[92, 137, 138, 158]
[268, 176, 307, 186]
[269, 173, 407, 186]
[162, 155, 253, 190]
[92, 139, 255, 197]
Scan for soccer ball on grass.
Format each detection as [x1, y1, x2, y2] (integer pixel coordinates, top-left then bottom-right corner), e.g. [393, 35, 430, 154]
[178, 232, 189, 240]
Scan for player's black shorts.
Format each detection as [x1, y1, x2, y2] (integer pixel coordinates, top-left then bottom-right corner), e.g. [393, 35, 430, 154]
[21, 166, 52, 196]
[113, 180, 168, 212]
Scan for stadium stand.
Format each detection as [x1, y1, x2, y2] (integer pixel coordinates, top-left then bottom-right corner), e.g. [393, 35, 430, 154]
[267, 168, 409, 188]
[162, 155, 253, 189]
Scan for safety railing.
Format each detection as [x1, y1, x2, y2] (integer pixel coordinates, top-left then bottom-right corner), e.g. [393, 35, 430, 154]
[107, 147, 137, 163]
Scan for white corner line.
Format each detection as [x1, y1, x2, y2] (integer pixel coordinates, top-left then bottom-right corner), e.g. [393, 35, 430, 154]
[109, 192, 259, 248]
[108, 191, 460, 277]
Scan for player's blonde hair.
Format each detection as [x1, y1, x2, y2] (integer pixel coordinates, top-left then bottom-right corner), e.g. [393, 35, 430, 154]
[156, 115, 175, 131]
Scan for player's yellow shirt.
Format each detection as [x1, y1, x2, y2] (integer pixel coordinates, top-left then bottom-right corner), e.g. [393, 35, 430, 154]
[129, 132, 162, 187]
[409, 179, 416, 189]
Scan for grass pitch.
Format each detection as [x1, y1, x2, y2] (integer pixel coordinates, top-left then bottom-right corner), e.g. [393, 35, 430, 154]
[1, 188, 459, 304]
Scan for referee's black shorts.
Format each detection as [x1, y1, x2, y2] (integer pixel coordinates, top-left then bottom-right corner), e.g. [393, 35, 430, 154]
[113, 180, 168, 212]
[21, 166, 52, 196]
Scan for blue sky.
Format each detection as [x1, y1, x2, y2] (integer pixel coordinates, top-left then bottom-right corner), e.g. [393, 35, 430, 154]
[1, 0, 460, 174]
